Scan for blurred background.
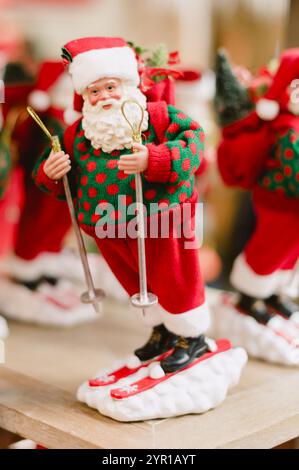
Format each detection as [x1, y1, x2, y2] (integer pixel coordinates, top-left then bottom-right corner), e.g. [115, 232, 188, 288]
[0, 0, 297, 288]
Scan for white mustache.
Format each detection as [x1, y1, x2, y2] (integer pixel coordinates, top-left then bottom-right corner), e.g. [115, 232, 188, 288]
[93, 98, 121, 111]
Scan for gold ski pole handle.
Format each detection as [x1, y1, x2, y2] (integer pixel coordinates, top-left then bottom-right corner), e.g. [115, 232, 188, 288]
[51, 135, 62, 153]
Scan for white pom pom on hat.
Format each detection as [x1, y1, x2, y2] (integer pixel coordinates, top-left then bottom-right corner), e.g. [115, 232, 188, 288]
[28, 61, 65, 112]
[255, 48, 299, 120]
[28, 89, 51, 111]
[256, 98, 280, 120]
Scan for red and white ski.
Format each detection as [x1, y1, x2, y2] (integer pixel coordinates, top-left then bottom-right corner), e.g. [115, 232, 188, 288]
[110, 339, 231, 400]
[88, 350, 173, 388]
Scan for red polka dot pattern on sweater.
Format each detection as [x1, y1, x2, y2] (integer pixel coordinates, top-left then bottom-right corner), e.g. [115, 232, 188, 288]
[70, 105, 204, 227]
[96, 172, 107, 184]
[145, 189, 157, 200]
[171, 147, 181, 160]
[117, 170, 129, 180]
[182, 158, 191, 171]
[106, 183, 119, 195]
[285, 148, 294, 159]
[77, 142, 88, 153]
[81, 175, 88, 186]
[170, 171, 178, 183]
[106, 159, 118, 169]
[88, 187, 97, 198]
[168, 122, 180, 134]
[190, 142, 197, 156]
[87, 161, 97, 172]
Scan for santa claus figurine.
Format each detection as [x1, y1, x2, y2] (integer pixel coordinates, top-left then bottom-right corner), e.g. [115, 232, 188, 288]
[213, 49, 299, 366]
[33, 37, 246, 421]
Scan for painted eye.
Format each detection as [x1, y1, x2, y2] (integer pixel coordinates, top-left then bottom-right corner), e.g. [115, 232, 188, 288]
[107, 85, 115, 91]
[91, 89, 99, 95]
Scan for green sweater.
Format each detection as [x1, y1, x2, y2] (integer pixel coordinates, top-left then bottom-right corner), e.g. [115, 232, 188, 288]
[33, 103, 204, 228]
[259, 129, 299, 197]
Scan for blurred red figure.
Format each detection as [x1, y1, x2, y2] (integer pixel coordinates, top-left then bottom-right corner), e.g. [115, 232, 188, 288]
[0, 63, 79, 278]
[0, 62, 98, 327]
[213, 49, 299, 366]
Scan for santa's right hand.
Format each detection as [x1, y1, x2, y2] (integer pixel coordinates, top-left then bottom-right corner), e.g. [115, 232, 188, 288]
[44, 150, 71, 180]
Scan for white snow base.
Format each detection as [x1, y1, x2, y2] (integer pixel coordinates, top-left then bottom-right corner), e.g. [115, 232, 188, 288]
[77, 366, 149, 409]
[211, 297, 299, 366]
[78, 347, 247, 422]
[0, 277, 100, 327]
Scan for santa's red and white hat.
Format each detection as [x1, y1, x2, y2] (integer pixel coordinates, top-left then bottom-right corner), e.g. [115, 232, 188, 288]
[28, 61, 65, 111]
[62, 37, 140, 94]
[256, 48, 299, 120]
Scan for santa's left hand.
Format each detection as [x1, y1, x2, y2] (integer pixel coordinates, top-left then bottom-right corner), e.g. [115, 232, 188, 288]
[118, 143, 148, 174]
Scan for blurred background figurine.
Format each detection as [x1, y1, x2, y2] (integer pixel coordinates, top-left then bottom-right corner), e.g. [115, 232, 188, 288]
[0, 98, 11, 340]
[0, 61, 103, 327]
[212, 49, 299, 366]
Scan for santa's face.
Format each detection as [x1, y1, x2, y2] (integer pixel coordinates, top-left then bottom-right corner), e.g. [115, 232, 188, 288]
[86, 77, 122, 108]
[82, 77, 148, 153]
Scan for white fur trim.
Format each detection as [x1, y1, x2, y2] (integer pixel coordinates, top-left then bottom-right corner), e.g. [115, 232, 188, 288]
[161, 302, 210, 337]
[256, 98, 279, 121]
[93, 347, 247, 421]
[69, 47, 140, 94]
[211, 298, 299, 366]
[230, 254, 291, 299]
[64, 108, 81, 125]
[133, 303, 163, 327]
[28, 90, 50, 111]
[0, 315, 9, 340]
[291, 312, 299, 327]
[280, 266, 299, 298]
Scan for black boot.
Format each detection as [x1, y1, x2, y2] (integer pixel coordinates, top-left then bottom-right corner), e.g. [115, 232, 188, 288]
[264, 294, 299, 320]
[160, 334, 209, 373]
[134, 324, 179, 362]
[236, 293, 272, 325]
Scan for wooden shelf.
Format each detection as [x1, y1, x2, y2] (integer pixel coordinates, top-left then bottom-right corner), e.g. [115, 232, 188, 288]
[1, 298, 299, 449]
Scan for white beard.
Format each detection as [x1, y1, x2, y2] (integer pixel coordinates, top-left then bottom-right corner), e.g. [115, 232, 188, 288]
[82, 85, 149, 153]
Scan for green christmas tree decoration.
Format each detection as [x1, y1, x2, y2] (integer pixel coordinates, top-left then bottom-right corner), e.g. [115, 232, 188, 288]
[146, 43, 169, 67]
[214, 49, 253, 127]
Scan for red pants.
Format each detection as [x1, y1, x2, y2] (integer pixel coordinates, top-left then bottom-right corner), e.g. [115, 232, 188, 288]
[245, 201, 299, 275]
[94, 224, 205, 315]
[14, 180, 71, 260]
[231, 191, 299, 298]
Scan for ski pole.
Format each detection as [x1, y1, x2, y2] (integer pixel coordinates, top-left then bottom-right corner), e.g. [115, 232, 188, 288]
[121, 100, 158, 316]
